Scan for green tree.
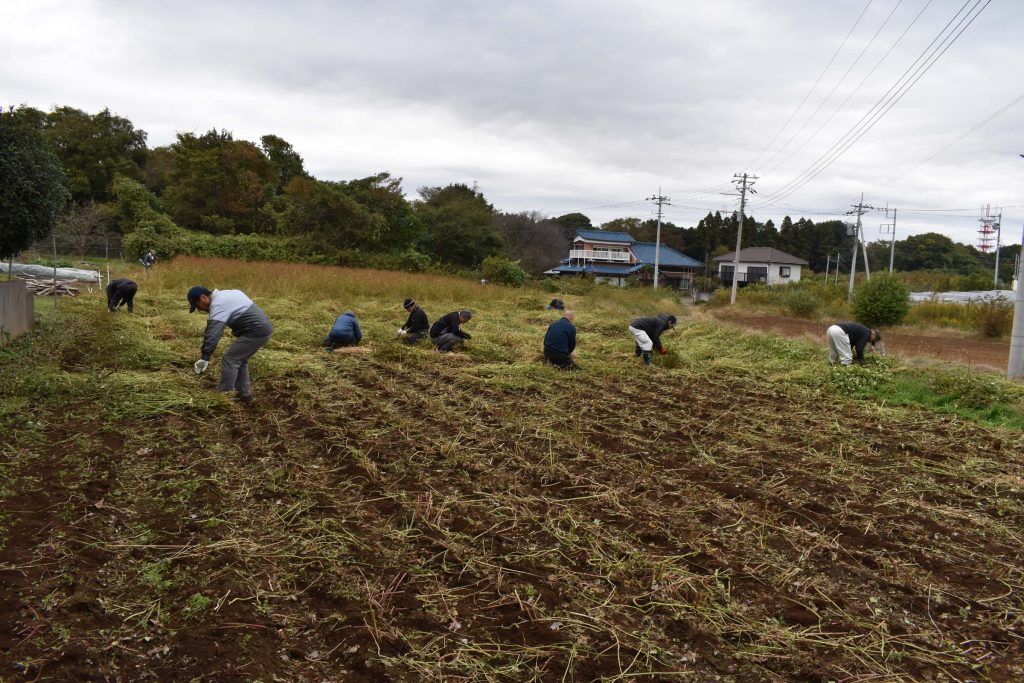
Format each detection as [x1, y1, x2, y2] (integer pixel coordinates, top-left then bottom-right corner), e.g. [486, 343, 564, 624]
[340, 172, 420, 250]
[278, 176, 376, 248]
[853, 273, 910, 327]
[552, 212, 593, 241]
[0, 111, 68, 261]
[415, 184, 501, 267]
[43, 107, 148, 202]
[163, 129, 278, 234]
[260, 134, 307, 191]
[894, 232, 977, 272]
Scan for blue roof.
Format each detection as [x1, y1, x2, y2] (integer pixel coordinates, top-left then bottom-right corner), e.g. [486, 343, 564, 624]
[629, 242, 703, 269]
[574, 229, 635, 244]
[550, 263, 644, 276]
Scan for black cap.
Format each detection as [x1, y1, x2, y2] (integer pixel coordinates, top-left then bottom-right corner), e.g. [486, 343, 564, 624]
[667, 315, 677, 326]
[459, 309, 472, 321]
[403, 298, 416, 309]
[187, 286, 211, 313]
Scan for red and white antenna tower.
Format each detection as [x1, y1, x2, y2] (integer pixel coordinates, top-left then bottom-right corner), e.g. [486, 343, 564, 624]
[978, 204, 997, 253]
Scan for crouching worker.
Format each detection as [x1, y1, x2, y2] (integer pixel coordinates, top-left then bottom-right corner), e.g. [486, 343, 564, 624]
[827, 322, 881, 366]
[544, 309, 578, 370]
[187, 286, 273, 403]
[398, 298, 429, 345]
[430, 309, 472, 352]
[106, 278, 138, 313]
[628, 314, 676, 366]
[325, 311, 362, 351]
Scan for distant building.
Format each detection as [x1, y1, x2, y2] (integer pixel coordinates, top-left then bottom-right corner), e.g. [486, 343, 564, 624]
[545, 230, 703, 290]
[713, 247, 808, 286]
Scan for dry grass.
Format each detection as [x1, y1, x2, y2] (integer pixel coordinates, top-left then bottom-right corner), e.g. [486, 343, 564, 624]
[0, 257, 1022, 681]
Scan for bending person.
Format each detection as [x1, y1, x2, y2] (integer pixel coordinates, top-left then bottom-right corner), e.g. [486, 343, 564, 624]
[187, 286, 273, 403]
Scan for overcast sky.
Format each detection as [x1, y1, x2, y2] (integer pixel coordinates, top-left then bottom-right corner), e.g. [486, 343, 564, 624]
[3, 0, 1022, 248]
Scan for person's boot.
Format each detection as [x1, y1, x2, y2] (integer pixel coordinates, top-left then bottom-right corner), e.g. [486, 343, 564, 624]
[642, 351, 652, 366]
[634, 345, 642, 357]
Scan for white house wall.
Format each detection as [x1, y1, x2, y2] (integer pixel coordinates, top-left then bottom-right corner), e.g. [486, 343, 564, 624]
[719, 261, 803, 285]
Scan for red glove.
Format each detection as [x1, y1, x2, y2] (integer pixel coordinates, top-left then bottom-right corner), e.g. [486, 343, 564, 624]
[659, 346, 668, 355]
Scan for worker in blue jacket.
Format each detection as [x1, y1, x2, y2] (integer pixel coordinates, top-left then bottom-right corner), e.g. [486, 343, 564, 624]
[543, 309, 578, 370]
[324, 311, 362, 351]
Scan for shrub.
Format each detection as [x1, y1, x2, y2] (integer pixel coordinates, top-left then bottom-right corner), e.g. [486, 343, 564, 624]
[783, 288, 819, 318]
[480, 255, 527, 287]
[969, 295, 1013, 338]
[852, 274, 909, 327]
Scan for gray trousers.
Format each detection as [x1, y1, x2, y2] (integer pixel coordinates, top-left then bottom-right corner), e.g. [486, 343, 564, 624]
[430, 333, 464, 352]
[218, 333, 271, 395]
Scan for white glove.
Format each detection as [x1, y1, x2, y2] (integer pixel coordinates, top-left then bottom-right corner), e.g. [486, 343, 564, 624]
[194, 359, 209, 374]
[397, 328, 407, 336]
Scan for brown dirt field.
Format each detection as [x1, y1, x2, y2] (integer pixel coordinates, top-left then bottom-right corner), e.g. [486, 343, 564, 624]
[2, 362, 1023, 681]
[711, 311, 1011, 372]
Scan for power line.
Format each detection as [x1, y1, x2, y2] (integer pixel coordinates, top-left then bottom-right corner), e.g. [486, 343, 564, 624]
[865, 90, 1024, 198]
[758, 0, 932, 177]
[756, 0, 906, 175]
[758, 0, 990, 208]
[747, 0, 876, 170]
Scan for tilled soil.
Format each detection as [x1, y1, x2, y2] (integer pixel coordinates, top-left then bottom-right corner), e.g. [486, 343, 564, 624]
[2, 359, 1022, 681]
[711, 311, 1011, 371]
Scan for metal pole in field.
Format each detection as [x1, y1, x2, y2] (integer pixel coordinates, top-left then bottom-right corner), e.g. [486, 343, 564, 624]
[994, 209, 1002, 289]
[824, 254, 830, 284]
[834, 253, 840, 286]
[729, 173, 757, 304]
[646, 188, 671, 291]
[52, 231, 58, 308]
[881, 206, 897, 272]
[1009, 218, 1024, 379]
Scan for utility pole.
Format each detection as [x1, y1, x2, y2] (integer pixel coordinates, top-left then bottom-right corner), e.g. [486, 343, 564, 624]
[645, 188, 671, 290]
[994, 209, 1003, 289]
[881, 205, 897, 272]
[728, 173, 757, 305]
[1009, 218, 1024, 379]
[846, 194, 874, 302]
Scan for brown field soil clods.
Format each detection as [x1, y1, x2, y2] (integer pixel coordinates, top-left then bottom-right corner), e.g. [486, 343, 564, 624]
[1, 258, 1022, 681]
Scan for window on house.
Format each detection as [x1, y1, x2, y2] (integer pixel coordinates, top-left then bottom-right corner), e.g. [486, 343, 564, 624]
[780, 266, 791, 278]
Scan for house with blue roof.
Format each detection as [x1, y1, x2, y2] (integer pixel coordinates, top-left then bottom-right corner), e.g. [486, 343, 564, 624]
[545, 230, 703, 290]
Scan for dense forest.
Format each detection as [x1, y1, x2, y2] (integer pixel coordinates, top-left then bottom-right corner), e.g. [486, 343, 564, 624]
[2, 105, 1017, 283]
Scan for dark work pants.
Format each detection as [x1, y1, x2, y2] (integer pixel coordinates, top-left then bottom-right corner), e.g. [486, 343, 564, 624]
[402, 332, 425, 345]
[545, 350, 578, 370]
[430, 333, 464, 352]
[324, 333, 358, 350]
[219, 333, 271, 396]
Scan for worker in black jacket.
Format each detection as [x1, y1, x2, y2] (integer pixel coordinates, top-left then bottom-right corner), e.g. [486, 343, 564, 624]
[544, 309, 578, 369]
[106, 278, 138, 313]
[398, 298, 429, 345]
[430, 310, 472, 352]
[628, 314, 677, 365]
[827, 322, 881, 365]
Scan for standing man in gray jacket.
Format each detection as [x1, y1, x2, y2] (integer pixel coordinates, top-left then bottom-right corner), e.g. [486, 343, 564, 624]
[187, 286, 273, 403]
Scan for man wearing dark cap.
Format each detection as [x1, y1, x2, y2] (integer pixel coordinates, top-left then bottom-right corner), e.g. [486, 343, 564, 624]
[186, 286, 273, 403]
[429, 309, 473, 353]
[546, 298, 564, 311]
[628, 313, 677, 366]
[544, 309, 578, 370]
[106, 278, 138, 313]
[827, 322, 882, 366]
[398, 298, 429, 345]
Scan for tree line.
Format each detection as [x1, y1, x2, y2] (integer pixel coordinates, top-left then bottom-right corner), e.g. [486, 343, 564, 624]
[1, 105, 1015, 283]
